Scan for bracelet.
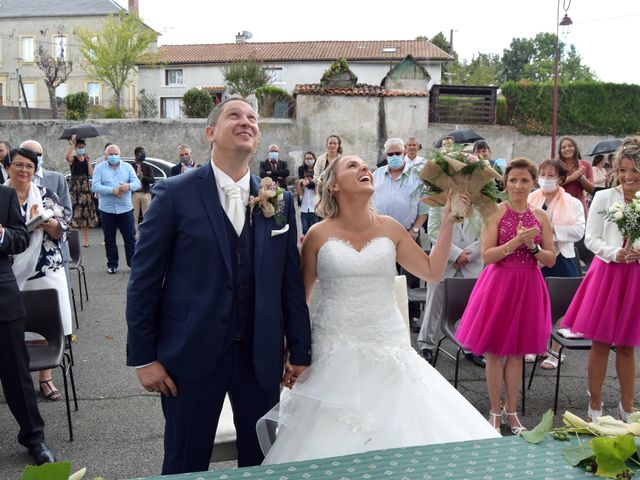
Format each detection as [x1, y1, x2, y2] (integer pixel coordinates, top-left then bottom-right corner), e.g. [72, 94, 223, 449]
[502, 243, 512, 256]
[528, 244, 541, 255]
[578, 175, 585, 182]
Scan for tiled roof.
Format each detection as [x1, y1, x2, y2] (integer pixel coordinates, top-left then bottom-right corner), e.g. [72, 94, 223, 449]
[154, 40, 451, 65]
[294, 84, 428, 97]
[203, 86, 226, 93]
[0, 0, 122, 18]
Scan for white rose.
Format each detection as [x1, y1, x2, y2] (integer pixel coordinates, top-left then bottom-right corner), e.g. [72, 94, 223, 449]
[267, 190, 276, 198]
[636, 204, 640, 213]
[277, 192, 284, 201]
[635, 191, 640, 198]
[614, 211, 624, 220]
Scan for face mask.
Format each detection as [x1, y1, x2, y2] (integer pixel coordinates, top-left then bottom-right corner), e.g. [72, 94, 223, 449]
[387, 154, 404, 170]
[269, 151, 279, 161]
[37, 155, 43, 169]
[136, 154, 146, 162]
[76, 148, 86, 156]
[305, 159, 315, 167]
[107, 154, 120, 165]
[538, 178, 558, 193]
[180, 155, 192, 165]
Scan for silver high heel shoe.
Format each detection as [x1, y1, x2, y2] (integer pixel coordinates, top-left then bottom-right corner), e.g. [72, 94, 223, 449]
[618, 401, 633, 424]
[502, 407, 527, 436]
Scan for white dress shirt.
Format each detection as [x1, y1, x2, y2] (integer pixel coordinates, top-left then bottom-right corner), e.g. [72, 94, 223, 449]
[210, 160, 250, 213]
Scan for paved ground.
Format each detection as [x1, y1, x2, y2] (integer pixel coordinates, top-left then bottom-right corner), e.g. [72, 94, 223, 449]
[0, 228, 636, 479]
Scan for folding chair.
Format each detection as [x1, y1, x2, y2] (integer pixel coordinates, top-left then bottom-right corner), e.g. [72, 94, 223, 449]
[67, 230, 89, 311]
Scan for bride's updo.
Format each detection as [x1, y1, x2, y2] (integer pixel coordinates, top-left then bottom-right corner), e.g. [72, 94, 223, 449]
[314, 155, 343, 219]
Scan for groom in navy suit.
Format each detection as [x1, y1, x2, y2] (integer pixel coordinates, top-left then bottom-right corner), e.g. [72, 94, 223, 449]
[126, 98, 311, 474]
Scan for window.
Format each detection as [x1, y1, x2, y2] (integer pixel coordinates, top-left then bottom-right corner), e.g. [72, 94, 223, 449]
[87, 82, 100, 106]
[161, 97, 183, 119]
[22, 83, 35, 108]
[86, 36, 97, 60]
[0, 82, 4, 106]
[54, 35, 66, 61]
[22, 36, 35, 63]
[263, 66, 284, 84]
[55, 83, 67, 99]
[165, 69, 183, 86]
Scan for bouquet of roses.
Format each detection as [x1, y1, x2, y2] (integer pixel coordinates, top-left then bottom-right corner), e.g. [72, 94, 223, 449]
[600, 191, 640, 250]
[416, 146, 504, 222]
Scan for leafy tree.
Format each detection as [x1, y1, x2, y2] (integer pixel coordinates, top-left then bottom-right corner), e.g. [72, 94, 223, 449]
[76, 11, 158, 109]
[64, 92, 89, 120]
[457, 53, 503, 86]
[137, 88, 158, 118]
[222, 59, 270, 98]
[182, 88, 213, 118]
[429, 32, 452, 54]
[34, 41, 73, 118]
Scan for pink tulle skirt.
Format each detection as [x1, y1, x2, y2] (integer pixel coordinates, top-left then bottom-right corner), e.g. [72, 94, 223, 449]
[561, 257, 640, 346]
[455, 263, 551, 356]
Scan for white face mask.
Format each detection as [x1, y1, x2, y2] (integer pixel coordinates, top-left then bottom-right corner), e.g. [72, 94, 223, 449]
[538, 178, 558, 193]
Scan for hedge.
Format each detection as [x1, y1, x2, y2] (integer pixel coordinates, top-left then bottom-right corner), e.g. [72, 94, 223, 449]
[501, 81, 640, 136]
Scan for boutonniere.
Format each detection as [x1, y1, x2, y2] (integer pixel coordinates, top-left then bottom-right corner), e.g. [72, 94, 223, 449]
[249, 177, 286, 225]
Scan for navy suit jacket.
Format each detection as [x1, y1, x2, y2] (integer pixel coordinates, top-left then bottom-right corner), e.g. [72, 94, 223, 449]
[126, 162, 311, 389]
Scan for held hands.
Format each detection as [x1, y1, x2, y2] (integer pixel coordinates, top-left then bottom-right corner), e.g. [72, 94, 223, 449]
[616, 248, 640, 264]
[136, 361, 178, 397]
[454, 251, 471, 269]
[516, 221, 539, 249]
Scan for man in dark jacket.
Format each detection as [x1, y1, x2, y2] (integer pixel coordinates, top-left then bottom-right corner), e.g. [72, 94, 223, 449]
[259, 144, 289, 188]
[132, 146, 155, 235]
[0, 184, 56, 465]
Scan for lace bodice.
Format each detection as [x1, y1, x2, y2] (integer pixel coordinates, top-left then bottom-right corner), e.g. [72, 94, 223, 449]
[498, 206, 542, 265]
[312, 237, 409, 354]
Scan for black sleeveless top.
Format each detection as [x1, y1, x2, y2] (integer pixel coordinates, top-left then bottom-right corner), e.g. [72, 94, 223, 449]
[70, 157, 90, 176]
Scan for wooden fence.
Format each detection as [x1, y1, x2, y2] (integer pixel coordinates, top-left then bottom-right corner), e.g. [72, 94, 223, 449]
[429, 85, 498, 124]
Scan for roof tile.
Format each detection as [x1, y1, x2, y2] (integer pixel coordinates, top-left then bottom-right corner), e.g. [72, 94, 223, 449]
[294, 84, 428, 97]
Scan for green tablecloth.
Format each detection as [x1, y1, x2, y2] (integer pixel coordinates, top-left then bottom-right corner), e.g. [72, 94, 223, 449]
[138, 436, 592, 480]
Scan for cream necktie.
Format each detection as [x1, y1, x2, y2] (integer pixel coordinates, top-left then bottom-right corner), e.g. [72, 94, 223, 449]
[223, 183, 245, 235]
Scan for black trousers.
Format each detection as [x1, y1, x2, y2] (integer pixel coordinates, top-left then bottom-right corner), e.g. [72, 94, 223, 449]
[0, 318, 45, 449]
[160, 340, 280, 475]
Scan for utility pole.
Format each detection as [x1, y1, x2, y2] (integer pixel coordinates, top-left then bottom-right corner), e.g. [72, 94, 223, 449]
[15, 69, 23, 120]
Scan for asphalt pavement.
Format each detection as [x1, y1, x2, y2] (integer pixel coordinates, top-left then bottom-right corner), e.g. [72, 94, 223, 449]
[0, 228, 636, 479]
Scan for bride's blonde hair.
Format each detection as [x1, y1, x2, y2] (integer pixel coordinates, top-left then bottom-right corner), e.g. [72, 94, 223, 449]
[314, 155, 343, 219]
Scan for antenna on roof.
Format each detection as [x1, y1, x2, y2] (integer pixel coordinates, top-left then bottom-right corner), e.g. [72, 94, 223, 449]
[236, 31, 253, 43]
[242, 31, 253, 40]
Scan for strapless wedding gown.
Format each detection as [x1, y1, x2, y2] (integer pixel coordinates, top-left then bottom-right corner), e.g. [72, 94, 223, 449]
[258, 237, 500, 464]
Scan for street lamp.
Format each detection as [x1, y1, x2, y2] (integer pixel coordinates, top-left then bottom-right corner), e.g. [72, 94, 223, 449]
[550, 0, 573, 159]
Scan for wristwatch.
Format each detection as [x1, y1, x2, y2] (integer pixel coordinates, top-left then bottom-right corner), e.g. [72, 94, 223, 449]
[411, 227, 421, 233]
[528, 244, 541, 255]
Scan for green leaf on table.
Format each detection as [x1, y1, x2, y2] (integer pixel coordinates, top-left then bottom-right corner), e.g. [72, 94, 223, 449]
[21, 462, 71, 480]
[521, 409, 554, 444]
[590, 435, 636, 478]
[561, 444, 595, 467]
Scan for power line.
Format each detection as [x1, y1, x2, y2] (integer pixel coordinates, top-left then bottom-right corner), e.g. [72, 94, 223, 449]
[573, 12, 640, 25]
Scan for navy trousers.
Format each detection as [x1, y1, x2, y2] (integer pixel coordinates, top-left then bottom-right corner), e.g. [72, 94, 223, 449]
[160, 340, 280, 475]
[99, 209, 136, 269]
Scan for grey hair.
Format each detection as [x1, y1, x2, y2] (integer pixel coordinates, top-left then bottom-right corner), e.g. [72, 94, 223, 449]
[177, 143, 191, 151]
[20, 139, 43, 152]
[383, 138, 405, 152]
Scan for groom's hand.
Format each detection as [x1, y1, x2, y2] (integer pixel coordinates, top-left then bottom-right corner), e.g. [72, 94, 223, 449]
[281, 364, 307, 389]
[136, 361, 178, 397]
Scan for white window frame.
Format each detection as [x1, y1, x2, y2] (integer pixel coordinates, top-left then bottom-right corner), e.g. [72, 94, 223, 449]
[54, 35, 67, 61]
[263, 66, 284, 84]
[161, 97, 184, 119]
[87, 82, 101, 106]
[22, 82, 36, 108]
[21, 36, 35, 63]
[165, 69, 184, 86]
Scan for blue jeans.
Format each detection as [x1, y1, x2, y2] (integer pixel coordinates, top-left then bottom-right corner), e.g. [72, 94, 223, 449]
[100, 209, 136, 269]
[300, 212, 320, 235]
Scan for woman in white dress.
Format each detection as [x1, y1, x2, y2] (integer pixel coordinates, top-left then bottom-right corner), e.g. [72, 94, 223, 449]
[258, 155, 500, 464]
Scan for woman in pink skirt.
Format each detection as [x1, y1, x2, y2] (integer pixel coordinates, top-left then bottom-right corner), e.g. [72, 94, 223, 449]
[456, 158, 556, 435]
[562, 137, 640, 423]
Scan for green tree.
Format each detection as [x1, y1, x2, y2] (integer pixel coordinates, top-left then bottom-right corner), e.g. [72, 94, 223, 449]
[76, 11, 158, 109]
[182, 88, 213, 118]
[64, 92, 89, 120]
[222, 59, 270, 98]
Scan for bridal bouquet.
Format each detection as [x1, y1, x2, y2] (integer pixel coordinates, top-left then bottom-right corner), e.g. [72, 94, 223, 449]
[416, 147, 503, 222]
[600, 191, 640, 250]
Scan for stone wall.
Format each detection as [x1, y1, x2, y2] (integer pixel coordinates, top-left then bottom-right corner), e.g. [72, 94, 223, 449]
[0, 117, 621, 176]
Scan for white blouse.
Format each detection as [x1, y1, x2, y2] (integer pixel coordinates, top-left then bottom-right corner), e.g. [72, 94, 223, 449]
[585, 186, 627, 263]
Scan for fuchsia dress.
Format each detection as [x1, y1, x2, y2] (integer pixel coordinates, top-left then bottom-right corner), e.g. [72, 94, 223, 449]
[455, 206, 551, 356]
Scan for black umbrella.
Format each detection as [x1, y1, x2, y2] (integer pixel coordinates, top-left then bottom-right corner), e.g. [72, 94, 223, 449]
[434, 129, 484, 148]
[586, 138, 623, 156]
[58, 124, 111, 140]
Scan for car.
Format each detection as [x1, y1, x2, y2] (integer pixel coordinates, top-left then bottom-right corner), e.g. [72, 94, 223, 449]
[64, 157, 175, 183]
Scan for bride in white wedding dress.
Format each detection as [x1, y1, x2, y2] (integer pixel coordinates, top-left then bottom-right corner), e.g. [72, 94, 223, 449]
[258, 156, 500, 464]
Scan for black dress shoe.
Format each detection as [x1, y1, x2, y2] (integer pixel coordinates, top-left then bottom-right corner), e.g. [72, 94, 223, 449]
[465, 353, 486, 368]
[28, 442, 56, 465]
[421, 349, 435, 365]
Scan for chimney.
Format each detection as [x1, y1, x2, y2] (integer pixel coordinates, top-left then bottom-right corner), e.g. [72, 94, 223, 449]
[128, 0, 139, 15]
[235, 32, 247, 44]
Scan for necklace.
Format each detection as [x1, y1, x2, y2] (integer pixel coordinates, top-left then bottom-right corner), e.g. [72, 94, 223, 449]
[507, 200, 527, 213]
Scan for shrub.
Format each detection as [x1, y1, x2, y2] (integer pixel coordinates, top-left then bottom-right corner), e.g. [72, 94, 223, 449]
[495, 96, 508, 125]
[103, 106, 126, 118]
[255, 85, 291, 117]
[182, 88, 213, 118]
[501, 81, 640, 135]
[64, 92, 89, 120]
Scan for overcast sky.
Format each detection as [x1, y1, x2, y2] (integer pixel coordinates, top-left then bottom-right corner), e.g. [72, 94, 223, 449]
[115, 0, 639, 85]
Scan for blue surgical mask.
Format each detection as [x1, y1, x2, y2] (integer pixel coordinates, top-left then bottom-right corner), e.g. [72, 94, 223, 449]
[76, 148, 86, 156]
[37, 155, 43, 169]
[107, 154, 120, 165]
[269, 151, 279, 161]
[538, 178, 558, 193]
[305, 159, 315, 167]
[387, 154, 404, 170]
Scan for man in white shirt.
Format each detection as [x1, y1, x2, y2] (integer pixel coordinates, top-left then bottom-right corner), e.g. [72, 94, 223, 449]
[404, 136, 425, 167]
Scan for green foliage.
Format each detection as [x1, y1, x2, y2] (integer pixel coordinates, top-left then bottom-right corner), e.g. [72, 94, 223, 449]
[429, 32, 451, 53]
[137, 88, 158, 118]
[590, 435, 637, 478]
[501, 81, 640, 135]
[495, 96, 508, 125]
[76, 11, 158, 109]
[22, 461, 71, 480]
[255, 85, 291, 117]
[222, 59, 269, 98]
[321, 58, 350, 82]
[521, 410, 554, 444]
[64, 92, 89, 120]
[103, 106, 126, 118]
[182, 88, 213, 118]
